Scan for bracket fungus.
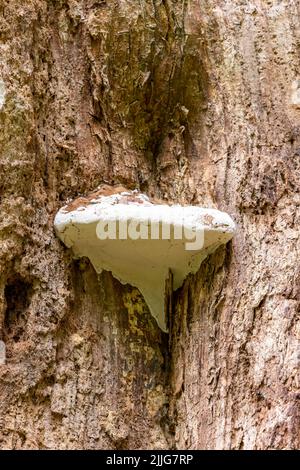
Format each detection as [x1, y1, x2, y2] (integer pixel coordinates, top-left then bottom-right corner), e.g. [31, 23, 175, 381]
[54, 186, 235, 331]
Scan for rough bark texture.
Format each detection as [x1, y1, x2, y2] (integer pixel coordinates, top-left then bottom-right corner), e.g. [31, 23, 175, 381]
[0, 0, 299, 449]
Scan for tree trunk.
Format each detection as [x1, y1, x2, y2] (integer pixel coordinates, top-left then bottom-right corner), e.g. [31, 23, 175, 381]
[0, 0, 299, 450]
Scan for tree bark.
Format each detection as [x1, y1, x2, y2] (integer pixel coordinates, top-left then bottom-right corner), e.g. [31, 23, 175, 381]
[0, 0, 299, 449]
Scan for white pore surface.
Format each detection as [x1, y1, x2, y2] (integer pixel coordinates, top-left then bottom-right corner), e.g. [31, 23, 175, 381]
[54, 192, 235, 331]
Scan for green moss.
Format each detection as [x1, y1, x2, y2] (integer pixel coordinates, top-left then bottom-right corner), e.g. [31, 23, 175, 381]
[94, 0, 207, 162]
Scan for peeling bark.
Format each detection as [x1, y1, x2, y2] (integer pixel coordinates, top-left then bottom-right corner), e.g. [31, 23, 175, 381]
[0, 0, 299, 449]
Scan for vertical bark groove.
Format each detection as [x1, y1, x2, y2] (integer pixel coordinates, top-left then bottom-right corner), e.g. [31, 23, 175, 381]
[0, 0, 299, 449]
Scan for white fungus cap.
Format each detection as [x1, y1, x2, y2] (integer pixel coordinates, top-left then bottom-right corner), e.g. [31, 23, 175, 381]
[54, 187, 235, 331]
